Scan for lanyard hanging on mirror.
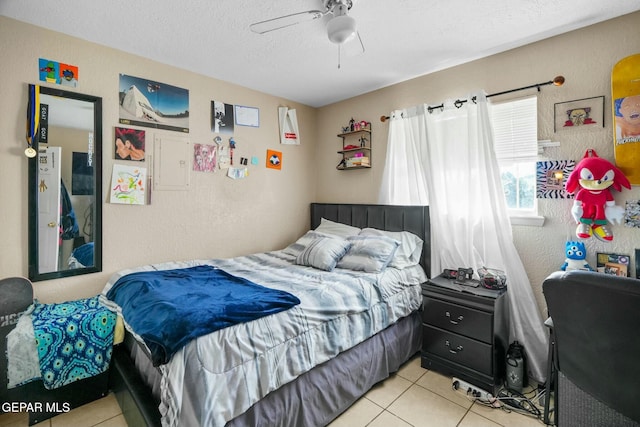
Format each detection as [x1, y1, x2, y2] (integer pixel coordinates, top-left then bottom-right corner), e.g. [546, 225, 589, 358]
[25, 84, 40, 158]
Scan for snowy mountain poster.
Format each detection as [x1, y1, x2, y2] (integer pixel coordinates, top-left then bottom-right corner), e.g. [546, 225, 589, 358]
[118, 74, 189, 133]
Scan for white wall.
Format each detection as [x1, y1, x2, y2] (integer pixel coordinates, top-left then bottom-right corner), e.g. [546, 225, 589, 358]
[0, 17, 318, 303]
[315, 11, 640, 314]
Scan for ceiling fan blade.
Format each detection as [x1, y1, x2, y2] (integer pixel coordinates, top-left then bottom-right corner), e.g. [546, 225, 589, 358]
[249, 10, 326, 34]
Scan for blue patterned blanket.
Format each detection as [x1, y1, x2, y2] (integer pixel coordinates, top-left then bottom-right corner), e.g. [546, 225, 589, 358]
[106, 265, 301, 366]
[31, 296, 116, 390]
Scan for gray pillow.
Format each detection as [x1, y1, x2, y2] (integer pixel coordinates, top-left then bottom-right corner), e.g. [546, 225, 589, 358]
[295, 236, 351, 271]
[336, 235, 400, 273]
[314, 218, 361, 237]
[359, 228, 423, 269]
[283, 230, 336, 257]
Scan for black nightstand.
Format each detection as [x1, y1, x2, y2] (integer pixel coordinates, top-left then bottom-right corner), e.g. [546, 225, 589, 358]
[420, 275, 509, 394]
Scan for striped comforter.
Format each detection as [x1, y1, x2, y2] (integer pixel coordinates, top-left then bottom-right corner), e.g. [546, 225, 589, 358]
[101, 250, 426, 427]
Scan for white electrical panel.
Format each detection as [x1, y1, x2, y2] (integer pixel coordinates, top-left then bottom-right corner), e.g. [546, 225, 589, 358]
[153, 135, 191, 190]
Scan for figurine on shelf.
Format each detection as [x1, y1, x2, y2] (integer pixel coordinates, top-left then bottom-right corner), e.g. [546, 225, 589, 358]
[360, 120, 369, 129]
[359, 135, 368, 147]
[349, 117, 355, 132]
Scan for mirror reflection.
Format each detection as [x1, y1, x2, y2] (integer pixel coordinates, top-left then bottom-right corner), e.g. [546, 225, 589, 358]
[28, 85, 102, 281]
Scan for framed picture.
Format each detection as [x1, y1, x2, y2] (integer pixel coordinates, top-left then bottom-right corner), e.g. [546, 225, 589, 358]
[596, 252, 630, 277]
[234, 105, 260, 127]
[536, 160, 575, 199]
[554, 96, 604, 132]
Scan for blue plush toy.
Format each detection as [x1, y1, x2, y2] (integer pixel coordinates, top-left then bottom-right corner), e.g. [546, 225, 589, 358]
[560, 241, 594, 271]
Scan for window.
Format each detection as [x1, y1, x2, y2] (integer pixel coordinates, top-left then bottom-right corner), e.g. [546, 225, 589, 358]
[490, 96, 541, 224]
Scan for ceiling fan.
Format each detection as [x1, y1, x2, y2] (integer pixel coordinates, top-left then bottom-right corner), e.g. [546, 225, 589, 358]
[250, 0, 365, 59]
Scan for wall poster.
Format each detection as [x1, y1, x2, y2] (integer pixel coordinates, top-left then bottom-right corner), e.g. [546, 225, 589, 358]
[211, 101, 235, 135]
[118, 74, 189, 133]
[110, 164, 147, 205]
[39, 58, 79, 87]
[266, 149, 282, 170]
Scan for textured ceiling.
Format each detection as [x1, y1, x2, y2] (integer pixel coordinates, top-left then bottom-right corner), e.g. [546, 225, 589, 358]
[2, 0, 639, 107]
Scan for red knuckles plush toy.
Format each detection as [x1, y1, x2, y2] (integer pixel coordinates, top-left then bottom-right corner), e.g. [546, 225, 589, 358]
[565, 149, 631, 241]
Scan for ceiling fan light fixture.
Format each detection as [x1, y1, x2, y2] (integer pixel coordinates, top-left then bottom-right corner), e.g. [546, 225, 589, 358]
[327, 15, 357, 44]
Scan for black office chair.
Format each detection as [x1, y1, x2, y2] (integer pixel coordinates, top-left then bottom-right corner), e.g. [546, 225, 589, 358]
[543, 270, 640, 427]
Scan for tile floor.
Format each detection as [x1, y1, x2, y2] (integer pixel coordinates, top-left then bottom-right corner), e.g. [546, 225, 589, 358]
[0, 355, 549, 427]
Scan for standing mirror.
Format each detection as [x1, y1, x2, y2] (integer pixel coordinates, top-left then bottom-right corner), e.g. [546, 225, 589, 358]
[28, 85, 102, 281]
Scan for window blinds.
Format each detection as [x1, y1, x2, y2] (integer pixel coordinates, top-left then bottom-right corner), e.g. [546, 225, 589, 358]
[491, 96, 538, 163]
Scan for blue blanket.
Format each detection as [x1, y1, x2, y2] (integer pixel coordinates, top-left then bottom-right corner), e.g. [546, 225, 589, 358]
[106, 265, 300, 366]
[31, 296, 116, 389]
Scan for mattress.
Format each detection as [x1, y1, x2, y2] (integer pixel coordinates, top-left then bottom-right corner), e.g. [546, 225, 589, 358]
[101, 250, 426, 427]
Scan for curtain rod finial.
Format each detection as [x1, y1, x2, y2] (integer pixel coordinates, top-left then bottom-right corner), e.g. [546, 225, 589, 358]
[553, 76, 565, 86]
[380, 115, 389, 122]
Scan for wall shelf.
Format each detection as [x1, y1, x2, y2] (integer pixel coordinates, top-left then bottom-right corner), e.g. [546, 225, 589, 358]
[336, 125, 371, 170]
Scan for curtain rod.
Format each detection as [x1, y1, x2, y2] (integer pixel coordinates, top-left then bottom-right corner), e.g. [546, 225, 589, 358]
[379, 75, 565, 122]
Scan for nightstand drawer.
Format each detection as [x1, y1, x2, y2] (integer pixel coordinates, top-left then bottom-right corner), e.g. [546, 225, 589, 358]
[423, 297, 493, 342]
[422, 325, 492, 375]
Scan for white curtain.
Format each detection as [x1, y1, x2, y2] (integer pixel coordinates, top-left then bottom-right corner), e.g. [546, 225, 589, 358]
[379, 92, 548, 383]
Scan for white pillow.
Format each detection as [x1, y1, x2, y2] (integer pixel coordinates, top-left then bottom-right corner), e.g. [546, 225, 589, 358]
[314, 218, 361, 238]
[360, 228, 423, 269]
[336, 235, 400, 273]
[283, 230, 337, 257]
[295, 236, 351, 271]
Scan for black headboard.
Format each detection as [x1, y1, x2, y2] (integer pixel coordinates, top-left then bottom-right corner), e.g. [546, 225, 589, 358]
[310, 203, 431, 277]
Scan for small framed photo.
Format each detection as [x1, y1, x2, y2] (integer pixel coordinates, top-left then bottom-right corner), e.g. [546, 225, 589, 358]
[536, 160, 576, 199]
[554, 96, 605, 132]
[596, 252, 630, 277]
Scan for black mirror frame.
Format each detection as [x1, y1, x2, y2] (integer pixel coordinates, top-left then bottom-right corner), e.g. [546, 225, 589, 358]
[27, 84, 103, 281]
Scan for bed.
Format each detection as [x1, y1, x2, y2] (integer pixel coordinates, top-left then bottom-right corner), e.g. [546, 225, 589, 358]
[106, 203, 431, 427]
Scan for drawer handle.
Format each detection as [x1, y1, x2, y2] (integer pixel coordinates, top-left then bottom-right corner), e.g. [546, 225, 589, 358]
[445, 311, 464, 325]
[445, 340, 463, 354]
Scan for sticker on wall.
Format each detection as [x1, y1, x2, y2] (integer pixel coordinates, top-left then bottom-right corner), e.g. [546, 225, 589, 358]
[227, 167, 248, 179]
[119, 74, 189, 133]
[39, 58, 79, 87]
[266, 149, 282, 170]
[115, 127, 145, 161]
[193, 143, 217, 172]
[110, 164, 147, 205]
[536, 160, 576, 199]
[211, 101, 235, 135]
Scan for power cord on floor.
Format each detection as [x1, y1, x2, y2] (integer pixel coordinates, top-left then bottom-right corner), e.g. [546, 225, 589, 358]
[451, 381, 554, 425]
[497, 387, 542, 418]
